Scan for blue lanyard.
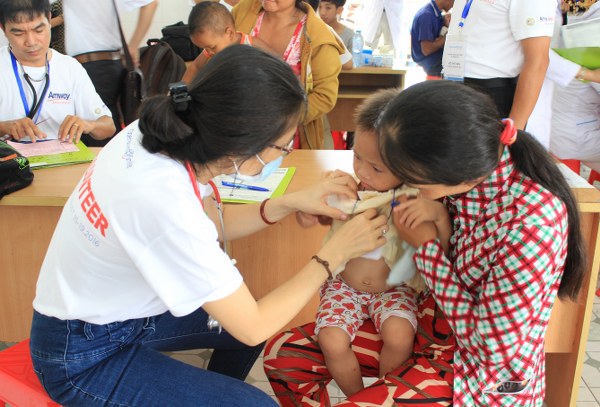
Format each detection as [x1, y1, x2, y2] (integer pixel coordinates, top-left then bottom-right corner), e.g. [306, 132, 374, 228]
[10, 50, 50, 122]
[458, 0, 474, 30]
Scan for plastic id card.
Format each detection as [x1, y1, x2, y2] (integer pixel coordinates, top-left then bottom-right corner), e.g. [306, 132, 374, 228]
[443, 34, 467, 81]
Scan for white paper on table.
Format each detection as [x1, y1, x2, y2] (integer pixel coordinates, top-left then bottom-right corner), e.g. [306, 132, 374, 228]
[212, 168, 291, 202]
[7, 139, 79, 158]
[557, 163, 594, 189]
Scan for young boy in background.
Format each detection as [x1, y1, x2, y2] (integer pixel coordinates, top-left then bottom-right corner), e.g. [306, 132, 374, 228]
[182, 1, 270, 83]
[319, 0, 354, 51]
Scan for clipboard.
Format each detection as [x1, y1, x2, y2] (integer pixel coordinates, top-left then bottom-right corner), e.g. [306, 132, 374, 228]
[213, 167, 296, 203]
[7, 140, 95, 169]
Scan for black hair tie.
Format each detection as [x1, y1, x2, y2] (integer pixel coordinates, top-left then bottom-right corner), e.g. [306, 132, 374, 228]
[169, 81, 192, 113]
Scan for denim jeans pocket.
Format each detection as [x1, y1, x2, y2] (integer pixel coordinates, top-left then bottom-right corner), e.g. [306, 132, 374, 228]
[63, 318, 144, 362]
[107, 320, 137, 343]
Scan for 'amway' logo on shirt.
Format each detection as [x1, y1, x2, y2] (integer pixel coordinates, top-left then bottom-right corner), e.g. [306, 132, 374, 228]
[48, 92, 71, 100]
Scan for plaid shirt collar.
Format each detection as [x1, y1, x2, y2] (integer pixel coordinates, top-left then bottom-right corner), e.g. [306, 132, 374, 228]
[445, 147, 514, 227]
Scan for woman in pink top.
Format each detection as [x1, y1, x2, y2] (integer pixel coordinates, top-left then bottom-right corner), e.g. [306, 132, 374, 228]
[234, 0, 345, 149]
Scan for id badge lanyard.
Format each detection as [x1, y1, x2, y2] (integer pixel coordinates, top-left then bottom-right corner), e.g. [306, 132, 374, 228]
[443, 0, 473, 81]
[185, 161, 228, 334]
[10, 51, 50, 123]
[185, 161, 227, 250]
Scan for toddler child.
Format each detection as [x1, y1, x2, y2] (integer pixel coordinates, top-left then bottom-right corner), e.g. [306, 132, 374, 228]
[182, 1, 271, 83]
[298, 88, 451, 397]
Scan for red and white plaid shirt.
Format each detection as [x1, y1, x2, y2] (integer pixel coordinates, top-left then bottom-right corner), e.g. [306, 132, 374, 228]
[415, 148, 568, 406]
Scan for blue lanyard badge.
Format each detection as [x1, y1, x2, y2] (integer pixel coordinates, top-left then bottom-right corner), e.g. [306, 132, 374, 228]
[442, 34, 467, 81]
[442, 0, 472, 81]
[10, 51, 50, 122]
[458, 0, 474, 30]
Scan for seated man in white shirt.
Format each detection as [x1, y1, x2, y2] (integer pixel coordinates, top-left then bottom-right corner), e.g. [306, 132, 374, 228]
[0, 0, 114, 143]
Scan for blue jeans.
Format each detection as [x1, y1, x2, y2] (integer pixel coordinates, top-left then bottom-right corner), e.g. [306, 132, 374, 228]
[30, 309, 276, 406]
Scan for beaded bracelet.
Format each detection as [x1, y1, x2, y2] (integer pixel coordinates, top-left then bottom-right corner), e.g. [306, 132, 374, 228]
[311, 255, 333, 280]
[576, 67, 587, 82]
[259, 198, 277, 225]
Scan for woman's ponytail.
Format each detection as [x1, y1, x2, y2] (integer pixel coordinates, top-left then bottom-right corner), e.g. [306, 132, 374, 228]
[139, 95, 194, 154]
[509, 132, 586, 300]
[137, 45, 305, 166]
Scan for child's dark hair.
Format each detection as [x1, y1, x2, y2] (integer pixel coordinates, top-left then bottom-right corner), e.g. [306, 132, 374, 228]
[321, 0, 346, 8]
[306, 0, 319, 11]
[378, 80, 585, 301]
[355, 88, 400, 132]
[0, 0, 50, 26]
[139, 45, 306, 169]
[188, 1, 234, 35]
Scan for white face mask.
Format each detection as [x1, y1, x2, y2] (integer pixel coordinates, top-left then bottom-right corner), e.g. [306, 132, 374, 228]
[231, 155, 283, 182]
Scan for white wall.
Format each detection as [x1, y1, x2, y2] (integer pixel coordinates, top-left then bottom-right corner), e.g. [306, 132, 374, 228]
[120, 0, 193, 45]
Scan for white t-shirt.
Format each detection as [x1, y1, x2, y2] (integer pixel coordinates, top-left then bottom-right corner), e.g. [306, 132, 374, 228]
[0, 47, 111, 140]
[62, 0, 154, 56]
[444, 0, 556, 78]
[326, 25, 352, 65]
[33, 122, 244, 324]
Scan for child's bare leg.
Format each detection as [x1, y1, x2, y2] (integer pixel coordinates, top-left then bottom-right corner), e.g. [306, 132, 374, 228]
[379, 316, 415, 377]
[318, 326, 364, 397]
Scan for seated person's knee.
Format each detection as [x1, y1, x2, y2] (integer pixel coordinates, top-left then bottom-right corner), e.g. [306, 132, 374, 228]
[318, 326, 351, 356]
[380, 317, 415, 350]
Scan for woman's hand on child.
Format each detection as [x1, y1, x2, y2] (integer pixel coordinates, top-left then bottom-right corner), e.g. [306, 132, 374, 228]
[287, 170, 358, 221]
[319, 208, 388, 273]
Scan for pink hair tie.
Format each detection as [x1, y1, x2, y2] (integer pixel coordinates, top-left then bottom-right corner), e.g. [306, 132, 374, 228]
[500, 118, 517, 146]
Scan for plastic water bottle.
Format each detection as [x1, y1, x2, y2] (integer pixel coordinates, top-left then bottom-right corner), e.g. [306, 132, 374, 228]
[352, 30, 364, 68]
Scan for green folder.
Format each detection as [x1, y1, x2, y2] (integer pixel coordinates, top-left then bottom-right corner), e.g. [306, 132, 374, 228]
[28, 141, 95, 169]
[553, 47, 600, 69]
[219, 167, 297, 204]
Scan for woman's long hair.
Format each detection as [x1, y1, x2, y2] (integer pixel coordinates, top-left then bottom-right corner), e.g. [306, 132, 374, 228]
[378, 80, 585, 300]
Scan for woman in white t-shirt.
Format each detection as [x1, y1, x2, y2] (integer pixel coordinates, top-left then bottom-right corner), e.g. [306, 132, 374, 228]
[30, 45, 388, 406]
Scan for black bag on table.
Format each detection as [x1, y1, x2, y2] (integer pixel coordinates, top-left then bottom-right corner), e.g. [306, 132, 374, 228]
[0, 141, 34, 200]
[161, 21, 202, 62]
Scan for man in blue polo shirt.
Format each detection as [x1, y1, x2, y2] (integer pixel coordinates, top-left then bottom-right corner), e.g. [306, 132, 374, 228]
[411, 0, 454, 78]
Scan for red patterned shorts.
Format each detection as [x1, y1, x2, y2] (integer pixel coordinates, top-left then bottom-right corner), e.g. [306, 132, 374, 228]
[315, 278, 417, 340]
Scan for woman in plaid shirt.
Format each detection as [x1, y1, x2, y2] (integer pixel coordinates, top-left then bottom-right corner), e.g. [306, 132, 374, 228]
[263, 81, 586, 406]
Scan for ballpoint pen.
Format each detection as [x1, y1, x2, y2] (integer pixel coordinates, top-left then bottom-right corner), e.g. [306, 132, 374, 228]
[12, 138, 54, 144]
[221, 181, 270, 192]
